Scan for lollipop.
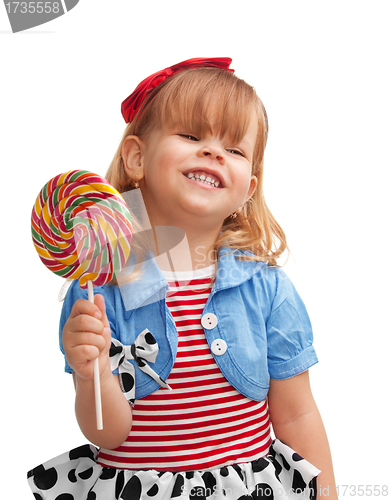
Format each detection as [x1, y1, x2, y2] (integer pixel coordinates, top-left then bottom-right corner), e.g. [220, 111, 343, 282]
[31, 170, 133, 430]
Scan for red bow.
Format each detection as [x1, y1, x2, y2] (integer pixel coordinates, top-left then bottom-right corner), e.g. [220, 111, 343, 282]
[121, 57, 234, 124]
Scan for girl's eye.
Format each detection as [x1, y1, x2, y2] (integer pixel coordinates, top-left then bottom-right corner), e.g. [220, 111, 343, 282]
[227, 148, 245, 157]
[179, 134, 198, 141]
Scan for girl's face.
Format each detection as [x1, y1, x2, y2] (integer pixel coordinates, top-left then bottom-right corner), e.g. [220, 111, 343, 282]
[138, 111, 258, 232]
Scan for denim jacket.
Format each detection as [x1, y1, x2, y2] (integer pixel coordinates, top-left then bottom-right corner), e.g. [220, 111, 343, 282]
[60, 248, 318, 402]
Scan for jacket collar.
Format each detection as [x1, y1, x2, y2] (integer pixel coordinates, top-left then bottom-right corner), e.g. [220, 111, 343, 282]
[214, 248, 268, 292]
[118, 247, 268, 314]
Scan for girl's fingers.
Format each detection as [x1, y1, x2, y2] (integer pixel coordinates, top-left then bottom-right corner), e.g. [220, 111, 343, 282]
[93, 294, 110, 329]
[68, 313, 105, 336]
[67, 297, 110, 337]
[69, 331, 106, 352]
[69, 298, 103, 322]
[74, 344, 100, 363]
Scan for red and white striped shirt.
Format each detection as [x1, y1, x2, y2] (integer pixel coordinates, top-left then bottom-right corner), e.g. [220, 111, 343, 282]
[98, 266, 272, 471]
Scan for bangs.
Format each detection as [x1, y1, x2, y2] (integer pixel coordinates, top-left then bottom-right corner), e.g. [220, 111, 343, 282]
[134, 68, 267, 169]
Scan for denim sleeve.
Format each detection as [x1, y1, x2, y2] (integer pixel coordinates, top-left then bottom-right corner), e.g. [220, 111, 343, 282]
[59, 281, 118, 374]
[266, 270, 318, 379]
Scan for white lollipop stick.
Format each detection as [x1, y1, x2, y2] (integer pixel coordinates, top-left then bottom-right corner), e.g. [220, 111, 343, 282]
[88, 280, 103, 430]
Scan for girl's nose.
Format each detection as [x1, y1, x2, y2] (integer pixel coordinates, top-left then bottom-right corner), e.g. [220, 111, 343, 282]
[198, 144, 225, 164]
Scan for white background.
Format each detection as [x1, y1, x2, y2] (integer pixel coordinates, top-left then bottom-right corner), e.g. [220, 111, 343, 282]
[1, 1, 389, 498]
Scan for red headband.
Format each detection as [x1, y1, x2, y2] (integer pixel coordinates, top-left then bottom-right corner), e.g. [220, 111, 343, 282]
[121, 57, 234, 124]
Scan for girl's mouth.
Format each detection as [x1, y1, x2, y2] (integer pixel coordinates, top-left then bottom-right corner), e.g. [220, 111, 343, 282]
[185, 172, 222, 188]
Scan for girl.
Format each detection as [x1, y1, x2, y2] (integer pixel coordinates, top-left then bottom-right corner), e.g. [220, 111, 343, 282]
[28, 58, 337, 500]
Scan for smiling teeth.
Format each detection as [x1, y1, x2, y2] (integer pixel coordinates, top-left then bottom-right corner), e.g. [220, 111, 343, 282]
[187, 172, 220, 187]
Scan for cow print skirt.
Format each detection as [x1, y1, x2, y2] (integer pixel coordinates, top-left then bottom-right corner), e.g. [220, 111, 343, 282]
[27, 439, 320, 500]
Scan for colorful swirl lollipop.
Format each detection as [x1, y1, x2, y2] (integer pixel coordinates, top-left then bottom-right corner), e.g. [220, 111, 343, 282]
[31, 170, 132, 288]
[31, 170, 133, 430]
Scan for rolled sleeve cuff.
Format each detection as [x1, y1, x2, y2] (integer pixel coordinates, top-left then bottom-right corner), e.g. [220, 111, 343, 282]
[269, 345, 318, 380]
[64, 360, 119, 376]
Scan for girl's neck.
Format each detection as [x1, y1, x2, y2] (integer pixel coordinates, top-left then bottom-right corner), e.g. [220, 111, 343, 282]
[152, 224, 220, 272]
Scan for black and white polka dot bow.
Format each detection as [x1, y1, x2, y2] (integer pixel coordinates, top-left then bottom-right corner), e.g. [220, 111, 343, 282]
[109, 329, 171, 406]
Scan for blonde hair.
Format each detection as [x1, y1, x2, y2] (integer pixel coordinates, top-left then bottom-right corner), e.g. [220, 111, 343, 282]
[106, 67, 287, 266]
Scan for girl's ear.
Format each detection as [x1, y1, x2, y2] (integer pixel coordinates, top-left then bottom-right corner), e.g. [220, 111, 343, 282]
[236, 176, 258, 215]
[245, 175, 258, 202]
[122, 135, 145, 181]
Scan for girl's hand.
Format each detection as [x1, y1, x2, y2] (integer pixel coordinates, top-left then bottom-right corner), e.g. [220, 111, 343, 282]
[62, 295, 112, 381]
[64, 295, 133, 448]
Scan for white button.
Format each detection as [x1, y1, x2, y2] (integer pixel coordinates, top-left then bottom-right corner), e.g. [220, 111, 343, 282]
[201, 313, 218, 330]
[211, 339, 227, 355]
